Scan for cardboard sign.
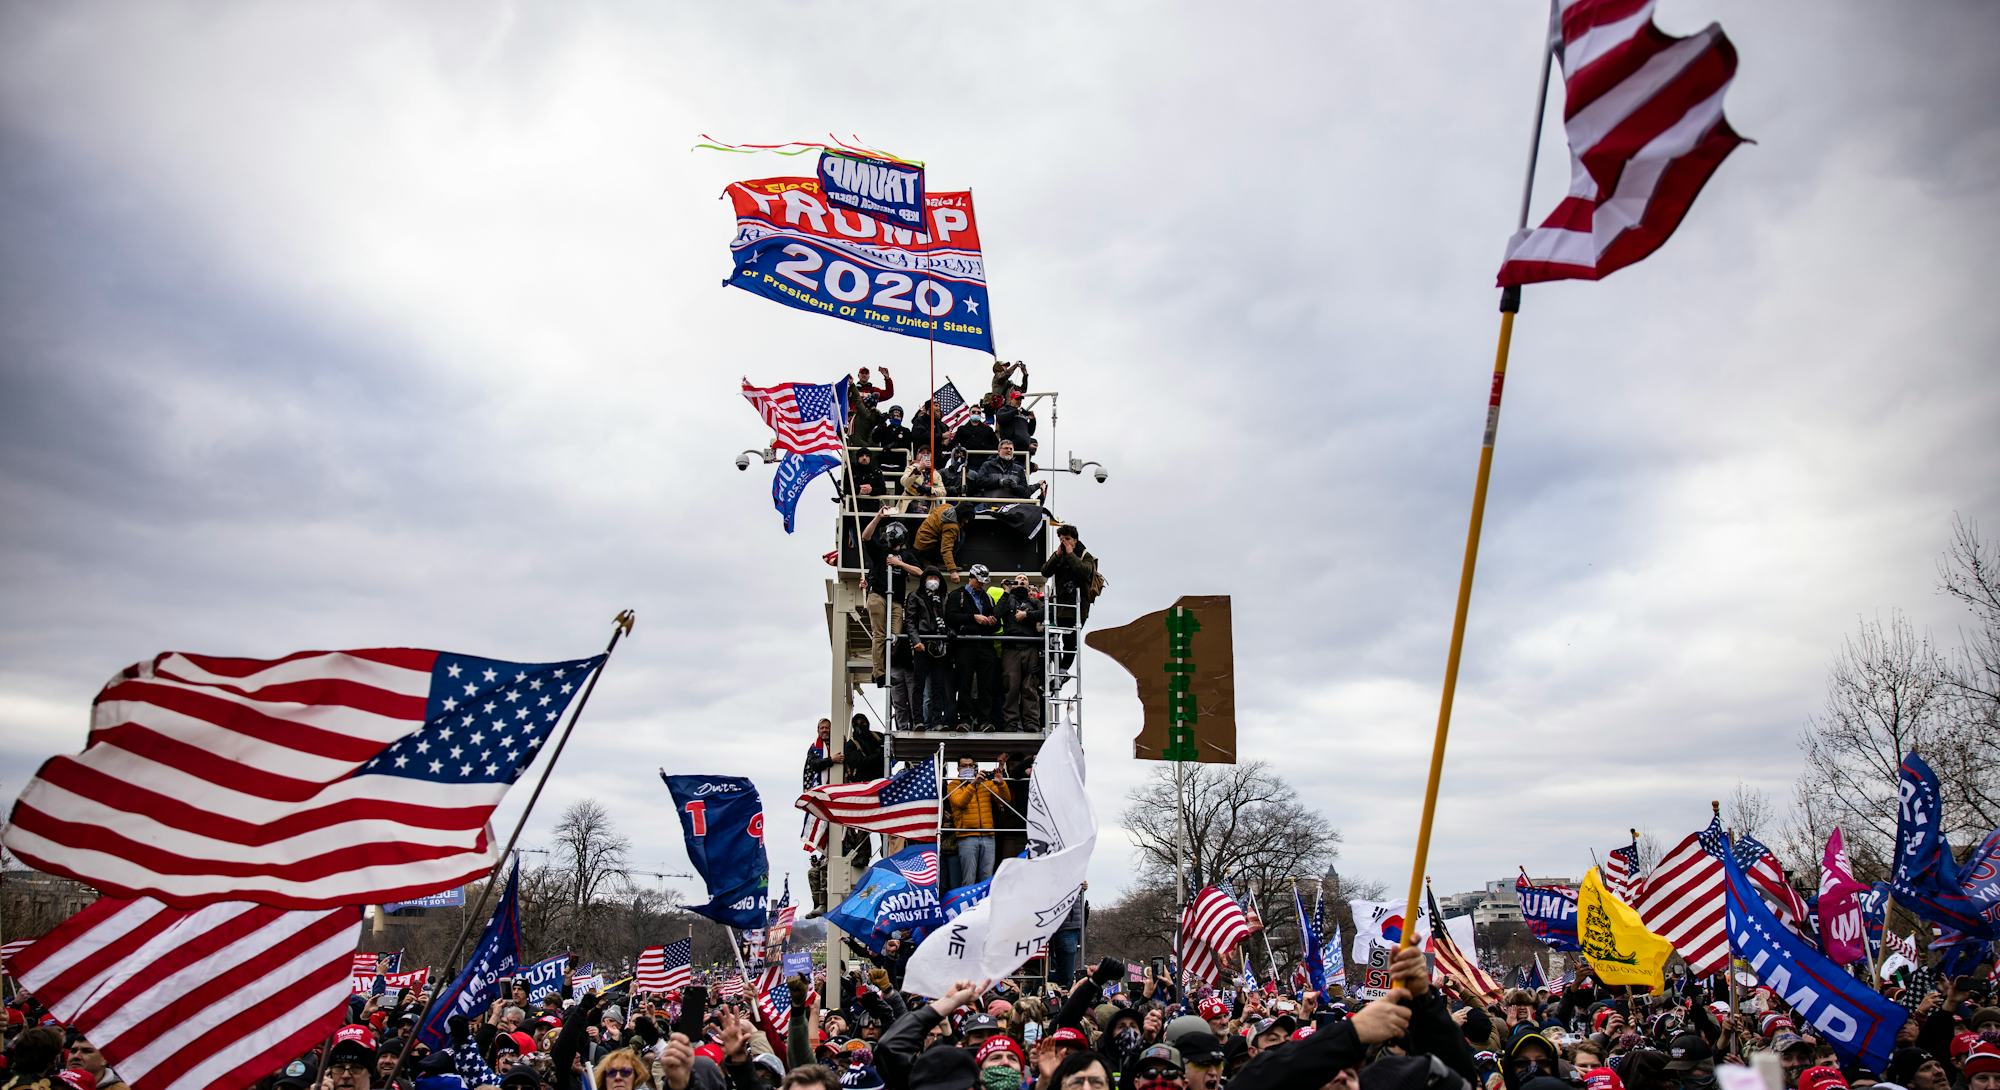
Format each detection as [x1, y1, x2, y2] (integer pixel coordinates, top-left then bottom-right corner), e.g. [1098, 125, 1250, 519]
[1085, 595, 1237, 763]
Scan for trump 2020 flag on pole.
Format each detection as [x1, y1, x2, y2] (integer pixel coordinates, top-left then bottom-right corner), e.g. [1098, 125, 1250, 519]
[417, 864, 522, 1050]
[772, 452, 842, 534]
[904, 721, 1096, 997]
[2, 648, 604, 909]
[724, 177, 995, 353]
[1723, 834, 1906, 1073]
[661, 773, 770, 930]
[1496, 0, 1746, 286]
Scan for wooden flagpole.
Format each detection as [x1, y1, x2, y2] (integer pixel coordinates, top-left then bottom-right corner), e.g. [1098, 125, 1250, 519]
[1399, 3, 1560, 976]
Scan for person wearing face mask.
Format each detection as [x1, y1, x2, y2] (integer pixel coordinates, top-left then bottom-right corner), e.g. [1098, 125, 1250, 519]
[901, 566, 956, 730]
[977, 1036, 1029, 1090]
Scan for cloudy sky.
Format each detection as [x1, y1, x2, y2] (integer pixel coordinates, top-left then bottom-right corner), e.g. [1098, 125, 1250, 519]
[3, 1, 1996, 918]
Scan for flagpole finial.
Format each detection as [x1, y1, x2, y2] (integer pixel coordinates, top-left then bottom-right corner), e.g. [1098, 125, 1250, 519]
[1710, 800, 1721, 816]
[1630, 828, 1640, 842]
[615, 609, 637, 636]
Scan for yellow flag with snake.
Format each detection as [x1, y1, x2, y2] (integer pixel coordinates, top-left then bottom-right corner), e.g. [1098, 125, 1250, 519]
[1577, 866, 1674, 993]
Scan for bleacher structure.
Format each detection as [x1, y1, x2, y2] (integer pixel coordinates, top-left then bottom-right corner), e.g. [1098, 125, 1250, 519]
[811, 390, 1099, 1003]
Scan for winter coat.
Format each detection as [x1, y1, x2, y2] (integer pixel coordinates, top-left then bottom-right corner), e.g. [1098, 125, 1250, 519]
[946, 775, 1013, 831]
[912, 505, 965, 576]
[945, 582, 1000, 637]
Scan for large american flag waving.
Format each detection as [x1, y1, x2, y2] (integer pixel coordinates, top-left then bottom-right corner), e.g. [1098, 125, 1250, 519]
[1497, 0, 1744, 285]
[742, 377, 851, 456]
[2, 647, 604, 908]
[1176, 886, 1253, 988]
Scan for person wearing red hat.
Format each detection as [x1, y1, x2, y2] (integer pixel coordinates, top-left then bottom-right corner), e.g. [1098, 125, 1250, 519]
[1795, 1066, 1850, 1090]
[326, 1025, 379, 1090]
[1036, 1027, 1091, 1084]
[1964, 1043, 2000, 1090]
[978, 1036, 1027, 1083]
[1196, 999, 1229, 1038]
[1583, 1065, 1626, 1090]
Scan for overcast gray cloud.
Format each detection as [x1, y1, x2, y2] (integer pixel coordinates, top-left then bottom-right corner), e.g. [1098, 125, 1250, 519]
[2, 0, 1996, 915]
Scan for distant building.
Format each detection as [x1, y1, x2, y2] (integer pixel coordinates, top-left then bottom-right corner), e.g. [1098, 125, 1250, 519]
[1, 868, 98, 938]
[1437, 876, 1578, 927]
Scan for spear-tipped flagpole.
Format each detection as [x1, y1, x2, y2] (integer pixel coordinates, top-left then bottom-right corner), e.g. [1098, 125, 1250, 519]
[397, 609, 636, 1073]
[1397, 2, 1560, 978]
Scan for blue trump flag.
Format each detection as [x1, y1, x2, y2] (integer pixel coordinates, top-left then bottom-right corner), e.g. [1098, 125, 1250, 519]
[773, 452, 841, 534]
[1892, 754, 2000, 940]
[521, 953, 570, 1003]
[417, 864, 521, 1049]
[1294, 886, 1325, 993]
[817, 151, 926, 232]
[827, 844, 942, 953]
[1515, 875, 1582, 951]
[661, 773, 770, 929]
[1723, 835, 1906, 1073]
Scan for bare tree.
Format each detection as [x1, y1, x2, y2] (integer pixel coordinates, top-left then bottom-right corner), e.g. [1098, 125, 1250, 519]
[1937, 515, 2000, 832]
[550, 800, 634, 954]
[1793, 611, 1957, 863]
[1722, 781, 1774, 843]
[1122, 761, 1341, 894]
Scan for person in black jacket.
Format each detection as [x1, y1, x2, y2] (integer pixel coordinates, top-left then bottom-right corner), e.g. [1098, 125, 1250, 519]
[900, 568, 955, 730]
[995, 575, 1044, 731]
[875, 406, 911, 477]
[1235, 945, 1478, 1090]
[953, 414, 999, 475]
[846, 447, 887, 513]
[945, 565, 1003, 731]
[994, 392, 1036, 454]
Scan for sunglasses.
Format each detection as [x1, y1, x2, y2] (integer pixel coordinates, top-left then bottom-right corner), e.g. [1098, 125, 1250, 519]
[602, 1069, 638, 1081]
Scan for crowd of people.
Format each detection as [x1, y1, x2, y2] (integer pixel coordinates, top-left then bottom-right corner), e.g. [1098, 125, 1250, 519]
[843, 363, 1104, 737]
[13, 932, 1985, 1090]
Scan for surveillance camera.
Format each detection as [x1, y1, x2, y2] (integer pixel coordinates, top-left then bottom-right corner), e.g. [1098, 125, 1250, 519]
[1092, 467, 1108, 484]
[735, 453, 752, 471]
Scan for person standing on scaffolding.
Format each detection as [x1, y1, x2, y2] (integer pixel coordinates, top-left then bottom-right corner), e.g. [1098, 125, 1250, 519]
[946, 563, 1004, 731]
[860, 509, 920, 687]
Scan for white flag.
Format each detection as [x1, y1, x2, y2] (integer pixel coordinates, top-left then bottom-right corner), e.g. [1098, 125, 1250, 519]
[903, 722, 1097, 997]
[1348, 898, 1431, 962]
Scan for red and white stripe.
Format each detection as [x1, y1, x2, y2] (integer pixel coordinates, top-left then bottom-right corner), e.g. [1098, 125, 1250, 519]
[769, 904, 798, 943]
[352, 952, 380, 975]
[635, 943, 692, 994]
[1497, 0, 1744, 285]
[1176, 887, 1252, 988]
[741, 380, 843, 455]
[802, 813, 829, 853]
[713, 974, 745, 999]
[10, 896, 361, 1090]
[1605, 845, 1641, 905]
[2, 649, 588, 908]
[1634, 830, 1728, 976]
[795, 768, 939, 841]
[1, 938, 33, 967]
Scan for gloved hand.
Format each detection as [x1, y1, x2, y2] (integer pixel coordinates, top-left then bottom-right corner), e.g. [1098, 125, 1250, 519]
[869, 968, 892, 991]
[1092, 957, 1125, 987]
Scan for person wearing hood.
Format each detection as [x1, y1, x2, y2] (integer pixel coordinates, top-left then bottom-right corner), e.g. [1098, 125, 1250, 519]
[1501, 1028, 1568, 1090]
[912, 503, 972, 584]
[1228, 951, 1472, 1090]
[1098, 1007, 1149, 1080]
[876, 406, 912, 476]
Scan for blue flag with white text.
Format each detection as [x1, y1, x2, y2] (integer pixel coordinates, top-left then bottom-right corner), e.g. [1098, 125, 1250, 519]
[817, 151, 926, 231]
[521, 953, 570, 1003]
[1892, 754, 2000, 940]
[661, 773, 770, 929]
[1515, 875, 1582, 951]
[827, 844, 942, 952]
[416, 864, 521, 1050]
[773, 452, 841, 534]
[1724, 836, 1906, 1073]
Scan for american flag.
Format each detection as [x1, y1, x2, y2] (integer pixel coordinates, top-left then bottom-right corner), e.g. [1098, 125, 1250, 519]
[1634, 817, 1729, 977]
[934, 381, 974, 433]
[1733, 832, 1812, 935]
[796, 756, 939, 840]
[1426, 889, 1504, 1006]
[1606, 843, 1642, 905]
[1177, 886, 1253, 988]
[2, 648, 604, 909]
[742, 377, 850, 456]
[10, 896, 361, 1090]
[636, 940, 692, 994]
[714, 973, 745, 999]
[0, 938, 31, 967]
[802, 740, 831, 853]
[1547, 968, 1573, 996]
[757, 972, 792, 1034]
[379, 950, 402, 974]
[769, 879, 796, 943]
[890, 847, 941, 887]
[353, 952, 380, 975]
[1497, 0, 1745, 285]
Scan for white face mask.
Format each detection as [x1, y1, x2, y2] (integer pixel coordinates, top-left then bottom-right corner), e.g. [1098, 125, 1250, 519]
[957, 767, 976, 780]
[925, 580, 941, 592]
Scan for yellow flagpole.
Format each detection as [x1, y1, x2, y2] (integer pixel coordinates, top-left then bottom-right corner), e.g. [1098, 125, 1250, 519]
[1398, 0, 1558, 973]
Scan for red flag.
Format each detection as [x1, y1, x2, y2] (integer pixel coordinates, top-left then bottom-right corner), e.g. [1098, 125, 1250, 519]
[1497, 0, 1745, 285]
